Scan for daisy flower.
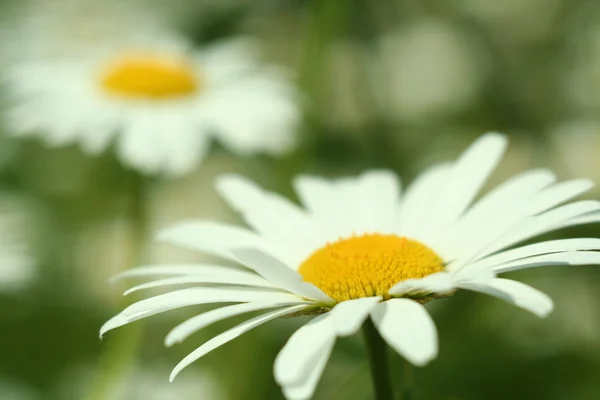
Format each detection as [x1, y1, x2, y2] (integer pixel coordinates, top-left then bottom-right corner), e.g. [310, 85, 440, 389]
[3, 36, 299, 176]
[101, 133, 600, 399]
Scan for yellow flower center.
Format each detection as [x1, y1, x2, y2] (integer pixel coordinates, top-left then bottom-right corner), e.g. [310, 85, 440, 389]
[100, 53, 200, 99]
[298, 234, 444, 303]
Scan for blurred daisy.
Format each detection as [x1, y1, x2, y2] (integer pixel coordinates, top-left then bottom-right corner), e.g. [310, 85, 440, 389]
[4, 36, 300, 176]
[102, 133, 600, 399]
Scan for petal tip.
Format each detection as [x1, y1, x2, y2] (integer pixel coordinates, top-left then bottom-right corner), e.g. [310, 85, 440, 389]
[214, 173, 243, 188]
[164, 336, 179, 348]
[537, 304, 554, 318]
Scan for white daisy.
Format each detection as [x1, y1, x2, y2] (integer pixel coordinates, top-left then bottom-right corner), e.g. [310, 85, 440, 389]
[101, 133, 600, 399]
[3, 36, 300, 176]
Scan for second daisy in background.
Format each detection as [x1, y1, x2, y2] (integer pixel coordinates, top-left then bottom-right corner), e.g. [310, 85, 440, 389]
[1, 2, 300, 176]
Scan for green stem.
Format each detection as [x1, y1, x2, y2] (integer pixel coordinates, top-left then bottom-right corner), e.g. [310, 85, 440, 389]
[362, 318, 394, 400]
[402, 358, 414, 400]
[85, 172, 148, 400]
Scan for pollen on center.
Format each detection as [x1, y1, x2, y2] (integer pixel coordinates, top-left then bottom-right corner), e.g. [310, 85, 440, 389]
[298, 234, 444, 303]
[100, 53, 200, 99]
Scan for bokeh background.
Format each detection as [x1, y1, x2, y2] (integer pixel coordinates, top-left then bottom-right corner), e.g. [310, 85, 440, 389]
[1, 0, 600, 399]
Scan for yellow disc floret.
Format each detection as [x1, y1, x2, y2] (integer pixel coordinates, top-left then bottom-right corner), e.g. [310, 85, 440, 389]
[298, 234, 444, 303]
[100, 53, 200, 99]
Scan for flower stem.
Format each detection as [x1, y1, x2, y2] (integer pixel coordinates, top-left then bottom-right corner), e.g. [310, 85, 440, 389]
[85, 172, 149, 400]
[362, 318, 394, 400]
[402, 358, 414, 400]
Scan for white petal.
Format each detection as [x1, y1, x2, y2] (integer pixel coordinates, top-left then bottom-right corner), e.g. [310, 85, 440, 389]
[215, 174, 322, 265]
[274, 314, 336, 386]
[110, 264, 248, 283]
[491, 251, 600, 273]
[123, 271, 277, 296]
[419, 133, 507, 247]
[348, 170, 401, 234]
[197, 38, 261, 81]
[155, 112, 210, 176]
[484, 200, 600, 255]
[454, 266, 496, 282]
[519, 179, 594, 216]
[100, 287, 305, 337]
[397, 163, 451, 238]
[281, 341, 334, 400]
[389, 272, 455, 296]
[170, 304, 307, 382]
[370, 299, 438, 366]
[453, 183, 596, 266]
[79, 114, 118, 155]
[232, 248, 334, 304]
[456, 278, 553, 317]
[117, 110, 162, 175]
[292, 175, 353, 240]
[156, 220, 269, 262]
[458, 238, 600, 272]
[165, 302, 293, 346]
[293, 171, 401, 239]
[202, 71, 299, 156]
[442, 169, 555, 259]
[328, 297, 382, 336]
[559, 212, 600, 228]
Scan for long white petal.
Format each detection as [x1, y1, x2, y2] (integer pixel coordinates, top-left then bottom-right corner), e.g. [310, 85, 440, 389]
[484, 200, 600, 255]
[450, 179, 594, 266]
[281, 340, 334, 400]
[491, 251, 600, 273]
[454, 266, 496, 281]
[170, 304, 308, 382]
[458, 238, 600, 271]
[328, 297, 382, 336]
[292, 175, 352, 240]
[110, 264, 247, 283]
[274, 314, 336, 386]
[457, 278, 553, 317]
[117, 109, 162, 174]
[419, 133, 507, 247]
[352, 170, 401, 234]
[556, 211, 600, 229]
[215, 174, 322, 264]
[397, 163, 450, 238]
[389, 272, 455, 296]
[165, 302, 295, 346]
[370, 299, 438, 366]
[519, 179, 594, 217]
[123, 271, 277, 296]
[232, 248, 334, 304]
[155, 112, 209, 176]
[100, 287, 304, 337]
[156, 220, 269, 262]
[442, 169, 555, 258]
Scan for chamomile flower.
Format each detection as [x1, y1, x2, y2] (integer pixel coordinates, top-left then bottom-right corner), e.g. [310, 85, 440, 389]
[102, 133, 600, 399]
[3, 36, 299, 176]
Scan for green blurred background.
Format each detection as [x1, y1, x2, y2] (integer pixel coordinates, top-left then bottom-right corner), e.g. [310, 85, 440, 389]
[1, 0, 600, 399]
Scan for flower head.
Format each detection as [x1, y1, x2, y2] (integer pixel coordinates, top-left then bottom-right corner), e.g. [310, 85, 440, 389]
[4, 36, 299, 176]
[102, 133, 600, 399]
